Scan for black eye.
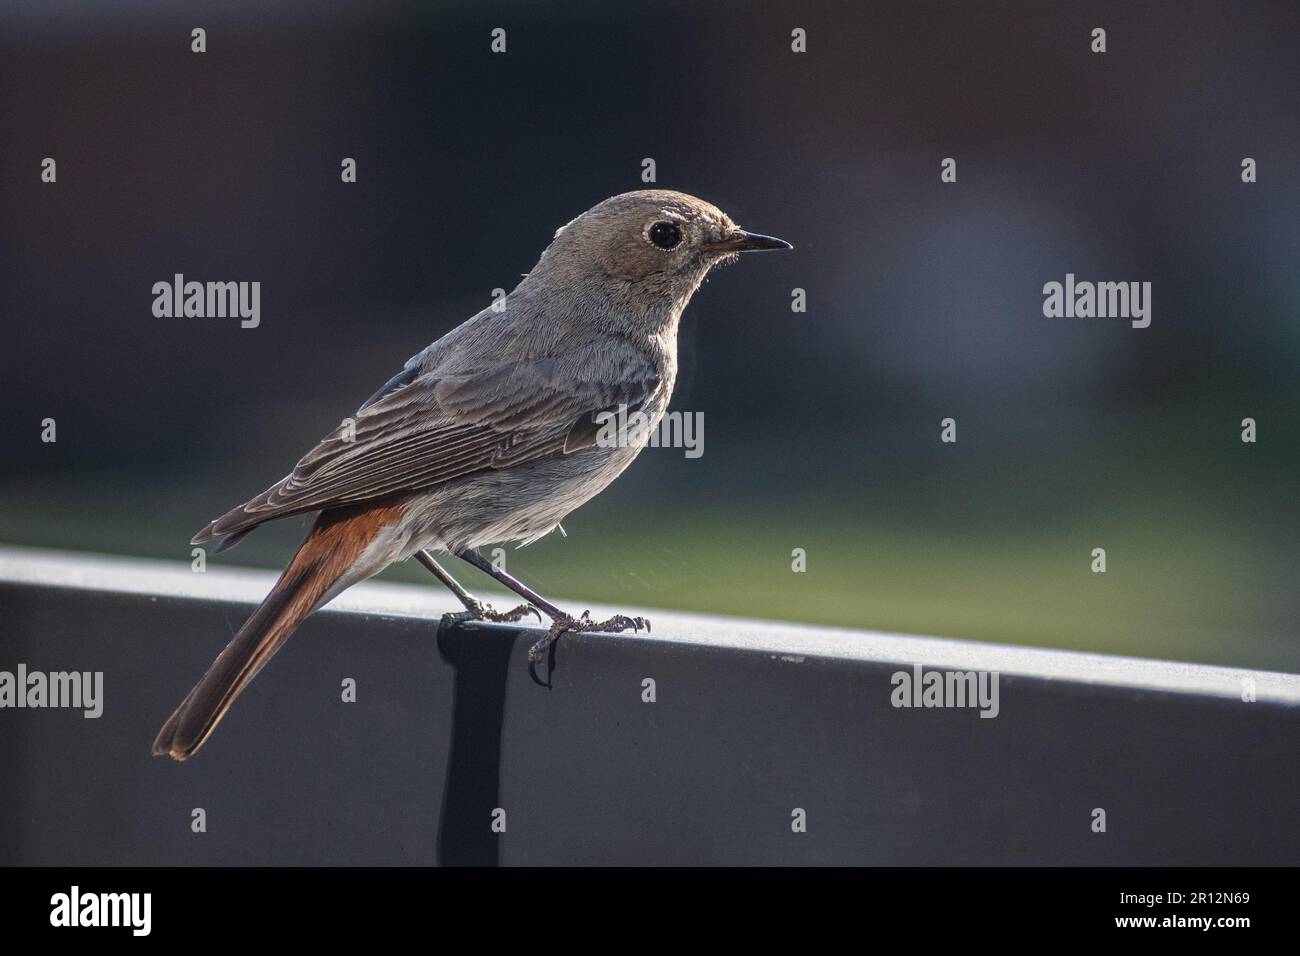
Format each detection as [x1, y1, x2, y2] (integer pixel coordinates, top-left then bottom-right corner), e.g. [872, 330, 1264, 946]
[648, 221, 682, 249]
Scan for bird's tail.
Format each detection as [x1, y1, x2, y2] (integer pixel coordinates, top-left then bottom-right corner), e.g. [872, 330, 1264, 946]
[153, 501, 403, 761]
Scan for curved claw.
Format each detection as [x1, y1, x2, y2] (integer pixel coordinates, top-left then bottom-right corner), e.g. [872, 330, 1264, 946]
[480, 602, 542, 624]
[444, 599, 543, 626]
[587, 614, 650, 635]
[528, 614, 578, 664]
[525, 611, 652, 663]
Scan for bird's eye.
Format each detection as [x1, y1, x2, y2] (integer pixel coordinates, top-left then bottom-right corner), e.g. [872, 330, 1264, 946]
[647, 221, 682, 249]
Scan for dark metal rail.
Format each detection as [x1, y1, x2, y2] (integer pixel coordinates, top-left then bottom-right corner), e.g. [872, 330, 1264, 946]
[1, 546, 1296, 865]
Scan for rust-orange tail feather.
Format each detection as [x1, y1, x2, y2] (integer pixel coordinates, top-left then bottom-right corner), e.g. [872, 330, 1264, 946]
[153, 502, 402, 761]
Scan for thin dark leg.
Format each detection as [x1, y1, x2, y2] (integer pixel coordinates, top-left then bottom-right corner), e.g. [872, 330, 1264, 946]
[418, 549, 540, 624]
[454, 548, 650, 663]
[416, 550, 479, 610]
[454, 548, 570, 620]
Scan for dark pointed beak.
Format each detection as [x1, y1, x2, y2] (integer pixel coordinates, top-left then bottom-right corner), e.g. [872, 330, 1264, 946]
[707, 229, 794, 254]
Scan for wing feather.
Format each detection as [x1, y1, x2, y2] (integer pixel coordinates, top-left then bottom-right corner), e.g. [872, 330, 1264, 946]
[193, 357, 660, 544]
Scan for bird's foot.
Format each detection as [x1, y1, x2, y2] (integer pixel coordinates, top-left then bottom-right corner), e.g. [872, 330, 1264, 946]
[482, 602, 543, 623]
[527, 610, 651, 663]
[441, 599, 542, 627]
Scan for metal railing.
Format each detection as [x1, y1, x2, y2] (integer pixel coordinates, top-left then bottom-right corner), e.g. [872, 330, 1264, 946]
[1, 545, 1296, 865]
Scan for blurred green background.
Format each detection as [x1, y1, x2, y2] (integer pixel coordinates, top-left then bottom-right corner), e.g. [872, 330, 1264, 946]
[4, 399, 1296, 670]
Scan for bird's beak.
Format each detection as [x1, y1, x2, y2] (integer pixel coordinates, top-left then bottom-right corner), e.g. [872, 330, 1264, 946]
[706, 229, 794, 254]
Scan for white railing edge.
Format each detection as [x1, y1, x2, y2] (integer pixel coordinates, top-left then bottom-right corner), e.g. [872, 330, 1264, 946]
[0, 543, 1296, 706]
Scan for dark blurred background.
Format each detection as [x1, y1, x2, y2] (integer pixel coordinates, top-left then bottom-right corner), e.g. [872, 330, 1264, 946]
[2, 0, 1298, 669]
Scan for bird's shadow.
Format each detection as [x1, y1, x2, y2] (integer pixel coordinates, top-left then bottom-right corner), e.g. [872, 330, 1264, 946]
[433, 618, 555, 866]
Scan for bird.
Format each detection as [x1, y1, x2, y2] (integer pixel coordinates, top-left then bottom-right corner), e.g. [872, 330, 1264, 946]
[152, 189, 791, 761]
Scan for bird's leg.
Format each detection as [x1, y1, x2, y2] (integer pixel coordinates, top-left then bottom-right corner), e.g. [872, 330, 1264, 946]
[452, 548, 568, 620]
[416, 550, 540, 624]
[453, 549, 650, 661]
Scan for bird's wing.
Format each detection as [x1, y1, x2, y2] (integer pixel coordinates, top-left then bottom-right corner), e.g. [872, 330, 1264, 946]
[194, 355, 661, 545]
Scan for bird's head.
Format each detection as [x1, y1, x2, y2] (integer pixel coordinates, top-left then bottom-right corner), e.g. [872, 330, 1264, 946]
[536, 189, 791, 305]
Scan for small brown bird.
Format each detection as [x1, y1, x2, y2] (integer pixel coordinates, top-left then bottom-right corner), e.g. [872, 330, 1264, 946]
[153, 189, 790, 760]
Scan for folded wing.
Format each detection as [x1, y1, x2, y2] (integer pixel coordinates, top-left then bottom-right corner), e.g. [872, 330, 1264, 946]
[193, 356, 661, 546]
